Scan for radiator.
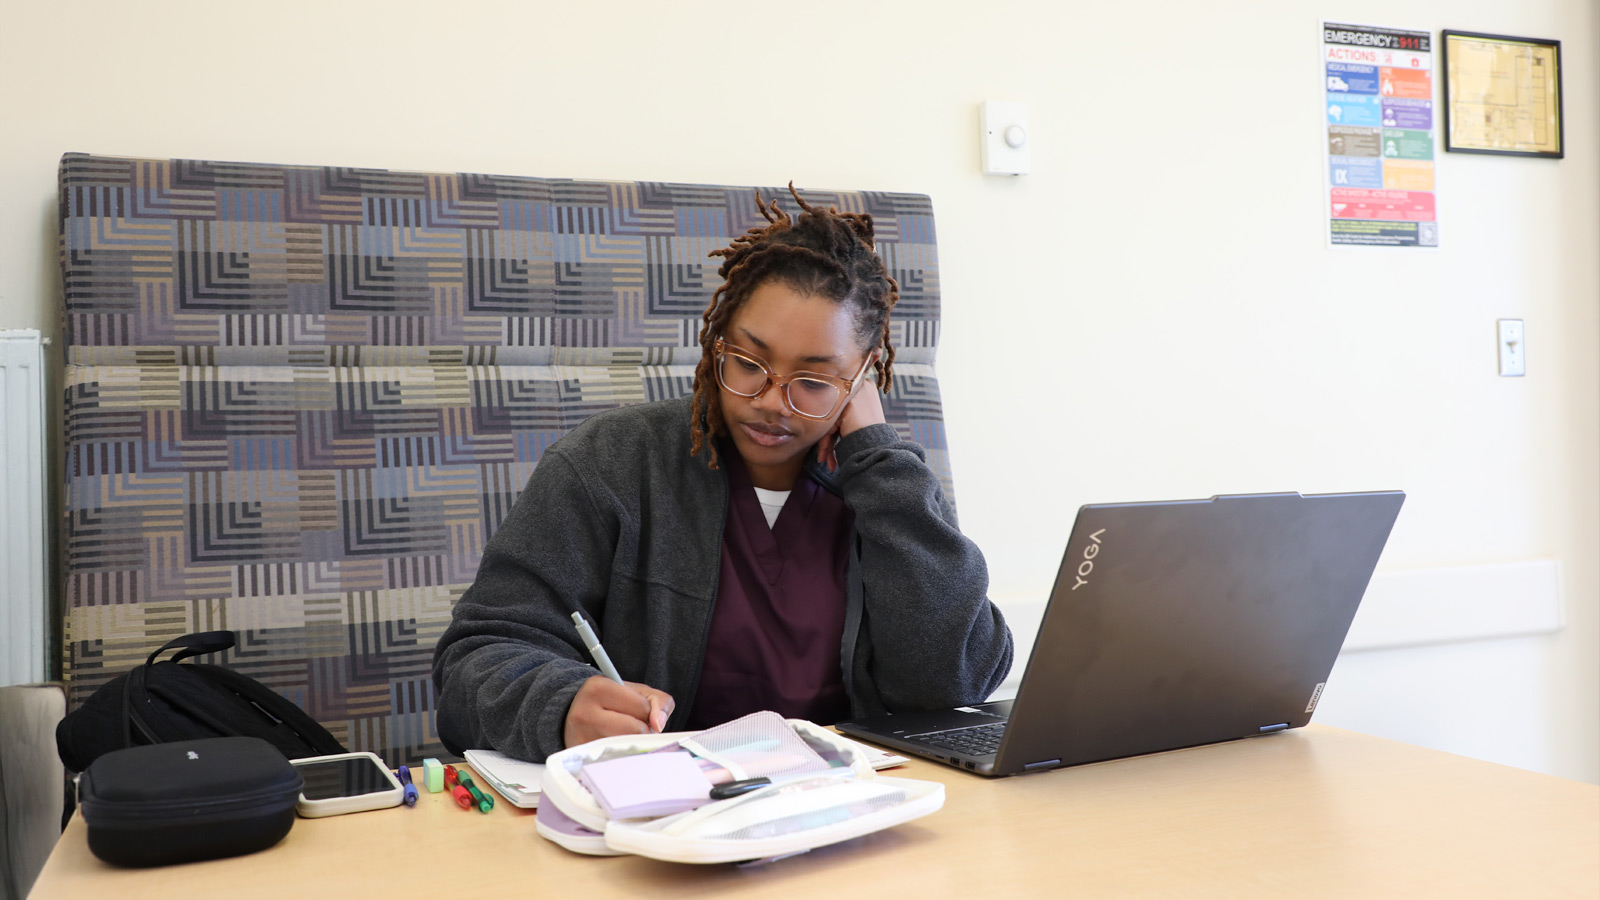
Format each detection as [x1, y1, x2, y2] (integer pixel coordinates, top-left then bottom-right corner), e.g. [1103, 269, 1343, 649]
[0, 330, 49, 687]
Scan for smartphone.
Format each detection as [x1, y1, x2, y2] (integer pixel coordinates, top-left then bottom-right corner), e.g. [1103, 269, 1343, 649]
[290, 751, 405, 818]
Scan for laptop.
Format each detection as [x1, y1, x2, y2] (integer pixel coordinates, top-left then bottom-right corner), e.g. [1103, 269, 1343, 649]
[837, 490, 1405, 776]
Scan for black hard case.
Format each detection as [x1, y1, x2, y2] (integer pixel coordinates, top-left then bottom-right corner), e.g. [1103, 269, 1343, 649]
[78, 736, 303, 867]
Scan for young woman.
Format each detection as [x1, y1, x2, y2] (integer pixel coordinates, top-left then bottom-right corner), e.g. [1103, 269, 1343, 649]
[432, 186, 1012, 761]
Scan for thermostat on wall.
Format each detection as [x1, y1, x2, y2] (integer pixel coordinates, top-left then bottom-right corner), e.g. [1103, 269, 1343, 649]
[980, 100, 1030, 176]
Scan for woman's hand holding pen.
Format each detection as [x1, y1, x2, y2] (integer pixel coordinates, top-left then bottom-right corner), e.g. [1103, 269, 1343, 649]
[564, 676, 675, 748]
[566, 610, 671, 746]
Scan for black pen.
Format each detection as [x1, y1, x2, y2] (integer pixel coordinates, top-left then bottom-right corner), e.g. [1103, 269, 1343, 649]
[709, 770, 854, 801]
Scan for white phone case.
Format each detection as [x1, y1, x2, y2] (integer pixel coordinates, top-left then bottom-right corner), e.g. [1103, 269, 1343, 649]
[290, 751, 404, 818]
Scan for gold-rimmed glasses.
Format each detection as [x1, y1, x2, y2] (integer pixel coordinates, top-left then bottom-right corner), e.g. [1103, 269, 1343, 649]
[713, 337, 874, 420]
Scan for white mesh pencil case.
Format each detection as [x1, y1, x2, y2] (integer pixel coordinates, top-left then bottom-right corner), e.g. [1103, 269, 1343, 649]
[537, 711, 943, 864]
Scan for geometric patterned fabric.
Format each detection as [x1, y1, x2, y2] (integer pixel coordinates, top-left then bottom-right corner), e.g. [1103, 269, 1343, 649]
[57, 153, 947, 766]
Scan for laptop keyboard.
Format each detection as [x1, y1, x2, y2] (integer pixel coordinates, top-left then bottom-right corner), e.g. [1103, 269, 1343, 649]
[913, 722, 1007, 757]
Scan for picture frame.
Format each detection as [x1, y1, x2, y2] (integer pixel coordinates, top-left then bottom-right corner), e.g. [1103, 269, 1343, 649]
[1441, 30, 1563, 158]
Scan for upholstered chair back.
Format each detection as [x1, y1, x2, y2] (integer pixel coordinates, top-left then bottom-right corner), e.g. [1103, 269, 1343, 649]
[57, 153, 948, 764]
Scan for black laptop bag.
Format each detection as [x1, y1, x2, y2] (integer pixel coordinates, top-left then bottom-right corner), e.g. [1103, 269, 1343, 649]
[56, 630, 347, 772]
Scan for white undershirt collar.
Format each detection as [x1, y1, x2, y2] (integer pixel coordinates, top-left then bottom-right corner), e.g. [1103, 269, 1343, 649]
[751, 486, 790, 529]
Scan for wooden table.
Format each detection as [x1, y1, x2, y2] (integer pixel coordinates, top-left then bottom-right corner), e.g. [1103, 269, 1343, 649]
[29, 725, 1600, 898]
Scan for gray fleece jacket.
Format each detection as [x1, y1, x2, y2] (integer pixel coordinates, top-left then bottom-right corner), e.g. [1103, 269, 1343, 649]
[431, 395, 1012, 761]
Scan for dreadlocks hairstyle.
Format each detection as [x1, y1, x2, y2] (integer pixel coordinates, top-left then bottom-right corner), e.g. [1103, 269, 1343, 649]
[688, 182, 901, 469]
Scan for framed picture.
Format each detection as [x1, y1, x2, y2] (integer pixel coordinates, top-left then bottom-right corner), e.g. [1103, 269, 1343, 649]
[1441, 30, 1563, 158]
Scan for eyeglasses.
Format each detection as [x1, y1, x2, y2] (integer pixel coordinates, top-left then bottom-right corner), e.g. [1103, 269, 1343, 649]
[713, 338, 875, 420]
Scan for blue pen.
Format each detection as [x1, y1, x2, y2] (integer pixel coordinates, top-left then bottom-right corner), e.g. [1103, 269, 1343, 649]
[396, 765, 418, 806]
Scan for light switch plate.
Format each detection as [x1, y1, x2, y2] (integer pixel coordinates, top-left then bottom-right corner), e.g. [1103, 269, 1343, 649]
[1497, 319, 1524, 377]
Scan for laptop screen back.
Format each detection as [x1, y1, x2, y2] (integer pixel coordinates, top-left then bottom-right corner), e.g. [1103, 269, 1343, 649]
[994, 491, 1404, 772]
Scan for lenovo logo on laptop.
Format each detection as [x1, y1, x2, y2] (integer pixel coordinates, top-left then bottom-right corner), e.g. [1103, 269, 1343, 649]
[1071, 529, 1106, 590]
[1305, 682, 1327, 713]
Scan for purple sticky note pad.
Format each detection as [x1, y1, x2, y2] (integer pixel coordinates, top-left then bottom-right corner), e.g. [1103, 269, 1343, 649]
[577, 751, 713, 819]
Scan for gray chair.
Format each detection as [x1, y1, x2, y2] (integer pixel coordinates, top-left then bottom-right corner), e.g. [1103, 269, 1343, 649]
[0, 684, 68, 900]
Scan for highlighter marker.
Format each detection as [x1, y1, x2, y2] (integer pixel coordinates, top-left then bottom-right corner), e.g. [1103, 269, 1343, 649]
[450, 784, 474, 810]
[457, 772, 495, 812]
[444, 764, 459, 789]
[396, 765, 418, 806]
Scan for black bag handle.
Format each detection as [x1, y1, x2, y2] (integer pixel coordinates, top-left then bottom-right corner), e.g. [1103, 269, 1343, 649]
[145, 630, 237, 667]
[120, 668, 160, 748]
[119, 631, 237, 747]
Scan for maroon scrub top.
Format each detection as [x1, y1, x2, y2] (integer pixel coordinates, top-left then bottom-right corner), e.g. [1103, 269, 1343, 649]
[686, 445, 854, 729]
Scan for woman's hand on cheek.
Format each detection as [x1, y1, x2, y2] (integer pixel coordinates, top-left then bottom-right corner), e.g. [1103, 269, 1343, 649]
[817, 383, 887, 472]
[836, 380, 886, 438]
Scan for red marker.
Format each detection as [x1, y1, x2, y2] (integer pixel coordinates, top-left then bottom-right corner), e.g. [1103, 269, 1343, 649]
[450, 784, 474, 810]
[444, 764, 460, 789]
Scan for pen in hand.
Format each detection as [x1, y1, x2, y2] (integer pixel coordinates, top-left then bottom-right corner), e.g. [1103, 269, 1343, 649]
[570, 610, 666, 733]
[571, 611, 623, 685]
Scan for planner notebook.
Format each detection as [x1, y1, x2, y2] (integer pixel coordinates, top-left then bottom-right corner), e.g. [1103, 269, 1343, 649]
[463, 750, 545, 808]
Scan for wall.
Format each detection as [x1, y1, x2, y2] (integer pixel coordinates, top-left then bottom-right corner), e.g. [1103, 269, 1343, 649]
[1, 0, 1594, 782]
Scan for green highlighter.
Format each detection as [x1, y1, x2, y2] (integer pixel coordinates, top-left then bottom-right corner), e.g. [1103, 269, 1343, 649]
[457, 772, 495, 813]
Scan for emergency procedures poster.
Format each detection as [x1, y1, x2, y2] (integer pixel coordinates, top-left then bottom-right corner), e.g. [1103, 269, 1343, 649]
[1322, 21, 1439, 248]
